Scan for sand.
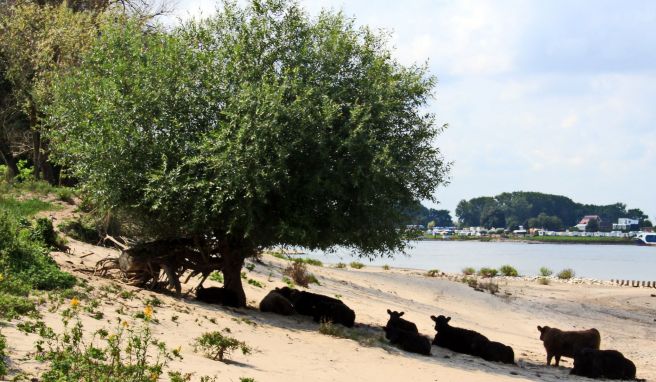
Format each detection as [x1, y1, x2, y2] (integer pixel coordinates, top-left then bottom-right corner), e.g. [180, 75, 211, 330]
[2, 203, 655, 381]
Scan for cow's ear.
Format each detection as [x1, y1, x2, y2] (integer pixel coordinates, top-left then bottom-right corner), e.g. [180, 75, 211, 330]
[399, 312, 404, 317]
[430, 315, 437, 321]
[446, 317, 451, 322]
[537, 326, 543, 332]
[387, 309, 392, 314]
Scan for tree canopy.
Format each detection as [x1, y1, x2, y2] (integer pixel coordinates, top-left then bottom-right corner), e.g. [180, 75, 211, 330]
[46, 0, 449, 305]
[456, 191, 648, 230]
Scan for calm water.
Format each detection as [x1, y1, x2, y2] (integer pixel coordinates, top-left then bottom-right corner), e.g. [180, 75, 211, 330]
[303, 241, 656, 280]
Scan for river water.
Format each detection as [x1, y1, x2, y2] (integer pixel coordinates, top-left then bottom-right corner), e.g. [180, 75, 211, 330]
[302, 241, 656, 281]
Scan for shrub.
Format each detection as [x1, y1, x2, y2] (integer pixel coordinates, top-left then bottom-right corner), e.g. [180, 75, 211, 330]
[319, 320, 345, 337]
[55, 188, 75, 204]
[194, 329, 252, 362]
[282, 276, 295, 288]
[307, 274, 320, 285]
[382, 264, 390, 270]
[426, 269, 440, 277]
[35, 310, 177, 382]
[479, 281, 499, 295]
[537, 277, 550, 285]
[557, 268, 575, 280]
[299, 258, 323, 267]
[209, 271, 224, 283]
[539, 267, 553, 277]
[59, 217, 100, 244]
[462, 267, 476, 276]
[247, 279, 264, 288]
[284, 262, 311, 287]
[349, 261, 365, 269]
[499, 265, 519, 277]
[0, 292, 37, 320]
[477, 267, 498, 278]
[0, 331, 6, 378]
[335, 262, 346, 269]
[245, 263, 255, 272]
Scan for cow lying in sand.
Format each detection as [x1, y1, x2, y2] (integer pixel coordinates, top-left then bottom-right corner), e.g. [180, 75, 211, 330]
[571, 348, 636, 380]
[537, 325, 600, 366]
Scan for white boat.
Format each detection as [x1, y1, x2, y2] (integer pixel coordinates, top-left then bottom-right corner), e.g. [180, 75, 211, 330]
[635, 232, 656, 246]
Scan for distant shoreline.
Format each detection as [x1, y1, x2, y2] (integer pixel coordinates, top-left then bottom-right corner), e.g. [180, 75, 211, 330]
[419, 236, 636, 246]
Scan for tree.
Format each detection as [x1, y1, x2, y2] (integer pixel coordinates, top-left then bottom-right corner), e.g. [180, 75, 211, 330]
[586, 218, 600, 232]
[46, 0, 450, 306]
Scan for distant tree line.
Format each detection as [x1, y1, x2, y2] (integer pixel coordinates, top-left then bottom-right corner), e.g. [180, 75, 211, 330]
[405, 202, 454, 228]
[455, 192, 652, 230]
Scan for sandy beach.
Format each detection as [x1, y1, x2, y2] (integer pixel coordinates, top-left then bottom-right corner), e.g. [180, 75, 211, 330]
[2, 205, 655, 381]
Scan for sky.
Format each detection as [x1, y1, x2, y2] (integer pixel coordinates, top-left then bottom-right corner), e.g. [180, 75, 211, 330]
[163, 0, 656, 221]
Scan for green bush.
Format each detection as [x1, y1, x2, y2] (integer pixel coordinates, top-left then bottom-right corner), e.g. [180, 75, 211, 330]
[426, 269, 440, 277]
[462, 267, 476, 276]
[0, 331, 6, 378]
[499, 265, 519, 277]
[295, 258, 323, 267]
[335, 262, 346, 269]
[247, 279, 264, 288]
[477, 267, 498, 278]
[557, 268, 575, 280]
[209, 271, 224, 284]
[59, 218, 100, 244]
[194, 329, 251, 362]
[349, 261, 365, 269]
[539, 267, 553, 277]
[55, 188, 75, 204]
[284, 262, 311, 287]
[382, 264, 390, 270]
[0, 292, 37, 320]
[537, 277, 550, 285]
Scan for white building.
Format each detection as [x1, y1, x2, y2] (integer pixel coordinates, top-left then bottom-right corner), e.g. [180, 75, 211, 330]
[613, 218, 639, 231]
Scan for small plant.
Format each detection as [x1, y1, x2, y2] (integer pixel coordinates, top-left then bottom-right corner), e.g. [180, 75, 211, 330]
[349, 261, 365, 269]
[557, 268, 575, 280]
[499, 265, 519, 277]
[537, 277, 550, 285]
[307, 274, 320, 285]
[282, 276, 295, 288]
[55, 188, 75, 204]
[245, 263, 256, 272]
[0, 331, 7, 378]
[209, 271, 224, 283]
[284, 262, 311, 287]
[247, 279, 264, 288]
[462, 267, 476, 276]
[539, 267, 553, 277]
[382, 265, 390, 270]
[119, 290, 135, 300]
[194, 329, 252, 362]
[145, 296, 163, 307]
[270, 250, 288, 260]
[479, 281, 500, 295]
[171, 315, 179, 324]
[477, 267, 498, 278]
[240, 378, 256, 382]
[59, 217, 100, 244]
[426, 269, 440, 277]
[335, 262, 347, 269]
[240, 272, 247, 280]
[319, 320, 345, 337]
[296, 258, 323, 267]
[168, 371, 193, 382]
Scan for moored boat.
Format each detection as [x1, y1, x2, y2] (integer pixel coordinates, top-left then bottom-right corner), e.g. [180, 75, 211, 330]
[635, 232, 656, 246]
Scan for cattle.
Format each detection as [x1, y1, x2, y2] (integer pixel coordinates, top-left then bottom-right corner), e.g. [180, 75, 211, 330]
[571, 348, 636, 380]
[195, 286, 240, 307]
[384, 325, 431, 356]
[259, 289, 295, 316]
[431, 315, 489, 357]
[473, 340, 515, 364]
[537, 325, 601, 366]
[385, 310, 419, 333]
[276, 287, 355, 327]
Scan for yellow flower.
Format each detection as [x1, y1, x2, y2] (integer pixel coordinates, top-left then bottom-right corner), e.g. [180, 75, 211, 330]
[121, 320, 129, 328]
[149, 371, 159, 381]
[70, 297, 80, 309]
[143, 304, 153, 320]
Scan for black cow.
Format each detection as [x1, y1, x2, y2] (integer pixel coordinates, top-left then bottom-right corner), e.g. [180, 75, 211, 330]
[571, 348, 636, 380]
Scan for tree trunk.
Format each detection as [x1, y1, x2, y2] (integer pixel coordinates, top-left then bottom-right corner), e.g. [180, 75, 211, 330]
[29, 104, 41, 180]
[0, 137, 18, 178]
[222, 248, 247, 307]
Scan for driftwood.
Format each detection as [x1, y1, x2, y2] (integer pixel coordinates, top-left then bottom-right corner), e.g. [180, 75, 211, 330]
[95, 236, 225, 295]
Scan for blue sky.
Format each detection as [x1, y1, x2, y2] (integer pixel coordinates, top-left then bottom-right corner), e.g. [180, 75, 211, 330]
[164, 0, 656, 221]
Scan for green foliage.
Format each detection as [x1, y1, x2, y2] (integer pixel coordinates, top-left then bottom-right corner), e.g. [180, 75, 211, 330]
[539, 267, 553, 277]
[16, 160, 34, 182]
[247, 278, 264, 288]
[36, 312, 175, 382]
[245, 263, 256, 272]
[462, 267, 476, 276]
[282, 276, 295, 289]
[209, 271, 224, 284]
[319, 320, 345, 337]
[294, 258, 323, 267]
[0, 291, 36, 320]
[0, 197, 54, 218]
[335, 262, 347, 269]
[0, 212, 75, 291]
[47, 0, 448, 272]
[528, 236, 632, 244]
[59, 217, 100, 244]
[477, 267, 498, 278]
[382, 264, 390, 270]
[537, 277, 550, 285]
[499, 265, 519, 277]
[240, 378, 256, 382]
[405, 203, 454, 227]
[557, 268, 575, 280]
[29, 217, 59, 249]
[194, 330, 251, 362]
[425, 269, 440, 277]
[349, 261, 365, 269]
[0, 331, 6, 378]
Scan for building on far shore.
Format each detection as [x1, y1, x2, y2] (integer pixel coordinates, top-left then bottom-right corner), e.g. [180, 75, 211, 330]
[613, 218, 640, 231]
[576, 215, 601, 231]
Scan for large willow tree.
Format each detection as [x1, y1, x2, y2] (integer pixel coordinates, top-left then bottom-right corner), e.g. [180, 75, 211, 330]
[47, 0, 449, 306]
